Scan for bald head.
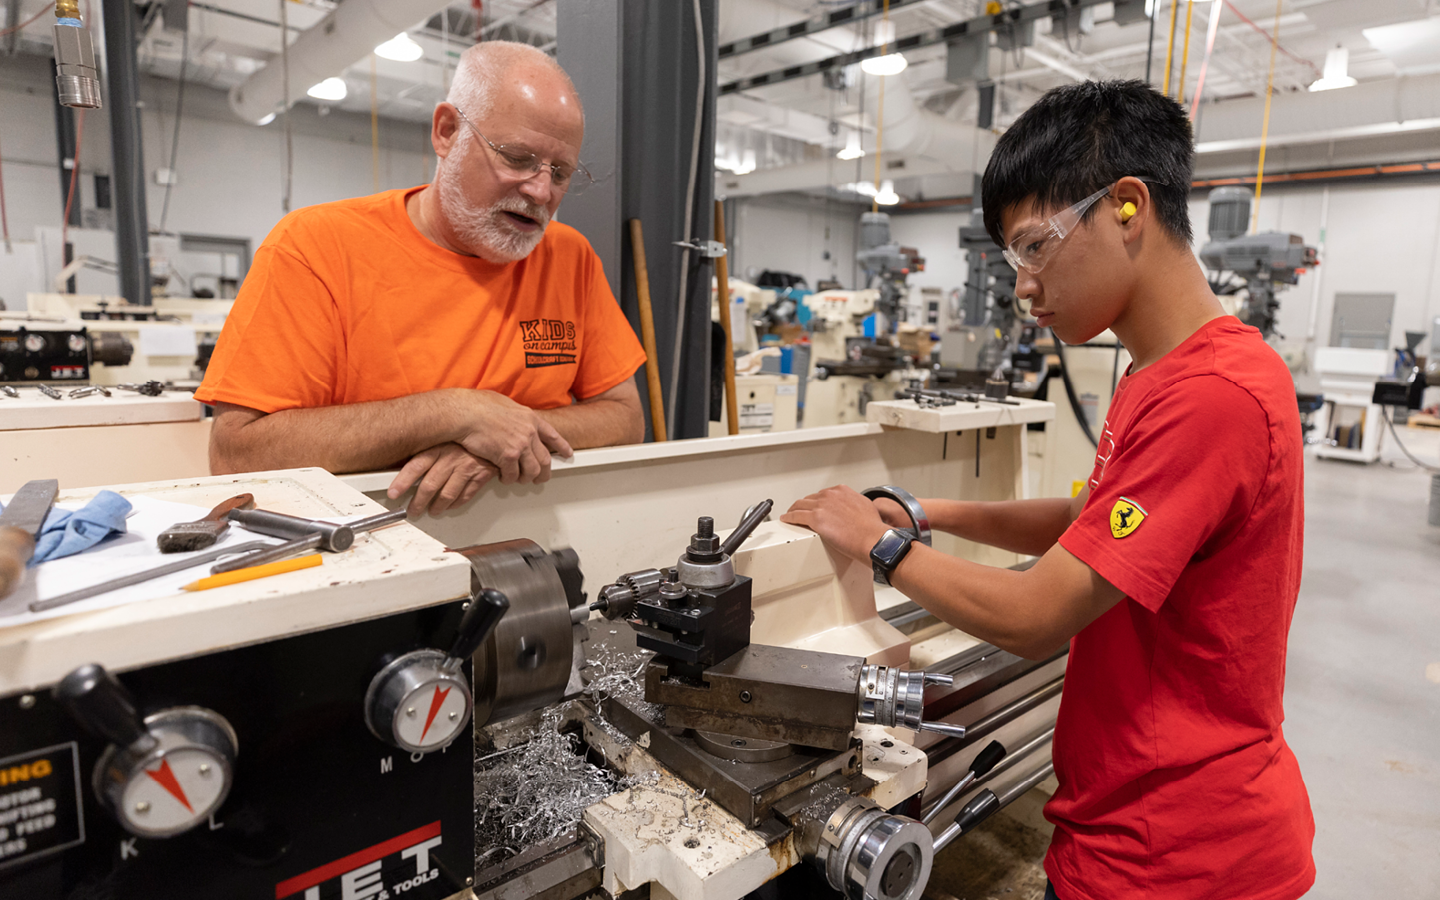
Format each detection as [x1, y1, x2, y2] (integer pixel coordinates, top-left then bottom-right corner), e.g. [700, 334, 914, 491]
[445, 41, 583, 125]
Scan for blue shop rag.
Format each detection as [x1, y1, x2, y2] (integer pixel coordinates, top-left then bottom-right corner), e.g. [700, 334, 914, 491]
[0, 490, 133, 566]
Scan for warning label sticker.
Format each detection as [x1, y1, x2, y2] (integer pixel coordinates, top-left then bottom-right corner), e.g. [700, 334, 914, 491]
[0, 743, 85, 871]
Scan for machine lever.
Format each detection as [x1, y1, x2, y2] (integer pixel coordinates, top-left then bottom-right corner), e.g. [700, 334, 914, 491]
[934, 789, 1001, 853]
[446, 588, 510, 668]
[921, 740, 1006, 825]
[918, 721, 968, 739]
[55, 663, 155, 752]
[718, 499, 774, 558]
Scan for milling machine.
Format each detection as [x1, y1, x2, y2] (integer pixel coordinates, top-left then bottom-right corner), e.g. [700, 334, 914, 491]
[1199, 187, 1319, 341]
[804, 213, 929, 428]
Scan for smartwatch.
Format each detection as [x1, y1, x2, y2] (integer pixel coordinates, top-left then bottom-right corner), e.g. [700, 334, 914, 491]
[870, 528, 915, 587]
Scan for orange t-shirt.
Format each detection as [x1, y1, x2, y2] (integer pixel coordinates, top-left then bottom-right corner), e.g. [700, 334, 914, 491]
[196, 187, 646, 414]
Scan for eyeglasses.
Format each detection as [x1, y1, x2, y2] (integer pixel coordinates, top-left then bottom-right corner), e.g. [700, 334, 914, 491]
[1002, 184, 1113, 275]
[453, 107, 594, 196]
[1002, 178, 1161, 275]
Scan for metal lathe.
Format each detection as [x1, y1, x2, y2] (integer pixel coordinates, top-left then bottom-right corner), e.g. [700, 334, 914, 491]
[0, 398, 1062, 900]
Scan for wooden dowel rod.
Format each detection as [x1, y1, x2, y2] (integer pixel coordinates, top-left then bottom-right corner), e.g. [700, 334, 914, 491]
[713, 201, 740, 436]
[628, 218, 667, 442]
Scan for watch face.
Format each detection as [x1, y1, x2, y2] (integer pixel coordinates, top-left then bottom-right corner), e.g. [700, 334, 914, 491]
[871, 530, 910, 567]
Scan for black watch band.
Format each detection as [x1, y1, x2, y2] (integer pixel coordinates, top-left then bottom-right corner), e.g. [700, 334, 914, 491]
[870, 528, 914, 587]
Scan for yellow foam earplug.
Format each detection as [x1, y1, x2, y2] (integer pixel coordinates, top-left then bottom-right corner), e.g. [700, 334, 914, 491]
[1121, 202, 1137, 221]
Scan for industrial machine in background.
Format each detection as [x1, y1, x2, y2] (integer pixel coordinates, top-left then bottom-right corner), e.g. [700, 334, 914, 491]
[804, 212, 930, 427]
[1199, 187, 1319, 341]
[0, 293, 230, 388]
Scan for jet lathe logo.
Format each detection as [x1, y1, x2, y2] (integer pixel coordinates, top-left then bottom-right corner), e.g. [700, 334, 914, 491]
[274, 821, 444, 900]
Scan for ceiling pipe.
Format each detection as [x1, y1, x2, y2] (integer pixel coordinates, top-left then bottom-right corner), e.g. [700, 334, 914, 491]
[229, 0, 453, 124]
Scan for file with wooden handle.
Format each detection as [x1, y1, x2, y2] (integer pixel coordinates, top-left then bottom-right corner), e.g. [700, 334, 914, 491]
[0, 479, 60, 600]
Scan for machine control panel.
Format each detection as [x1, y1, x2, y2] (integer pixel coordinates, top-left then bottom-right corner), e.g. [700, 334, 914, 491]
[364, 588, 509, 753]
[0, 326, 91, 383]
[55, 664, 237, 840]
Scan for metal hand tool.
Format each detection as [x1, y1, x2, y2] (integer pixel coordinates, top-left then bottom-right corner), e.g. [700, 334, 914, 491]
[0, 479, 60, 600]
[210, 508, 409, 575]
[115, 381, 166, 396]
[28, 541, 274, 612]
[226, 508, 356, 552]
[1, 385, 18, 398]
[37, 384, 64, 400]
[68, 385, 112, 398]
[156, 494, 256, 553]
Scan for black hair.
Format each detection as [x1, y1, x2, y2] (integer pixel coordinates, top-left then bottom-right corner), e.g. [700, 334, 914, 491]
[981, 80, 1194, 248]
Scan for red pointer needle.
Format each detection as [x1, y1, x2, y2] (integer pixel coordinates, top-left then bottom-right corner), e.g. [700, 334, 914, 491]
[145, 759, 195, 813]
[419, 686, 452, 744]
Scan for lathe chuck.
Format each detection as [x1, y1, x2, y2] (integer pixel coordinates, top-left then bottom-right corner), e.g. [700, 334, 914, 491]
[458, 540, 582, 727]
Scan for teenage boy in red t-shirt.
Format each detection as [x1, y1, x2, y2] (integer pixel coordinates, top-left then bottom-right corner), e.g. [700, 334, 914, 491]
[783, 80, 1315, 900]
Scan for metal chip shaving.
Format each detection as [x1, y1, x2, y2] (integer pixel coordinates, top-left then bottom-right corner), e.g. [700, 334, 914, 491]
[474, 642, 658, 864]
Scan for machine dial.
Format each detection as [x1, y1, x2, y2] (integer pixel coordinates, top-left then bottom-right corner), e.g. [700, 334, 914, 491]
[67, 333, 89, 354]
[364, 588, 509, 753]
[56, 664, 238, 839]
[24, 333, 47, 353]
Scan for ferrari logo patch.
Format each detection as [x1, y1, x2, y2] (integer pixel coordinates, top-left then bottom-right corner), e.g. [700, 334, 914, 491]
[1110, 497, 1147, 539]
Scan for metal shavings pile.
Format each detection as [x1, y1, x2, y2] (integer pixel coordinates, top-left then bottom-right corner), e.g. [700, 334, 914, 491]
[474, 642, 659, 866]
[474, 705, 621, 866]
[579, 641, 663, 724]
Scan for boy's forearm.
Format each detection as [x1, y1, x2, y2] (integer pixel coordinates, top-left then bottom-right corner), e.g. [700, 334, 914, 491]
[921, 497, 1076, 557]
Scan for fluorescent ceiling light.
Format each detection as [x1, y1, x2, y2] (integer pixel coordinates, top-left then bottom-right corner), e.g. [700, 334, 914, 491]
[874, 179, 901, 206]
[307, 77, 348, 102]
[257, 112, 276, 126]
[375, 32, 423, 62]
[716, 148, 757, 175]
[837, 131, 865, 160]
[1362, 17, 1440, 75]
[861, 18, 906, 76]
[1308, 46, 1357, 91]
[861, 52, 908, 76]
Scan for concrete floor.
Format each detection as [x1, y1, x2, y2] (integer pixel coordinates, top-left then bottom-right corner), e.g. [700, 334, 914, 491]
[927, 424, 1440, 899]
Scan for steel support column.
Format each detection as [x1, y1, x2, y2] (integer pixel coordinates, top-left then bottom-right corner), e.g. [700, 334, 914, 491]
[100, 0, 151, 305]
[557, 0, 717, 441]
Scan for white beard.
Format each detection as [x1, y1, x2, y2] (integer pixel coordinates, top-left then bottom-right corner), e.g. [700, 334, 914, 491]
[437, 138, 552, 263]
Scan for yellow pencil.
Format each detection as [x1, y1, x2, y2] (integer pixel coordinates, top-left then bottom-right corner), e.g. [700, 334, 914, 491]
[182, 553, 322, 591]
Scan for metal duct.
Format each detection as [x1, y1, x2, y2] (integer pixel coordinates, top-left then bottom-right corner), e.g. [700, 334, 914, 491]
[228, 0, 452, 124]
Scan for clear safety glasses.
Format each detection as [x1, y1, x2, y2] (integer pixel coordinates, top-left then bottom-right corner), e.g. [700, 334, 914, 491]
[454, 107, 594, 196]
[1001, 183, 1116, 276]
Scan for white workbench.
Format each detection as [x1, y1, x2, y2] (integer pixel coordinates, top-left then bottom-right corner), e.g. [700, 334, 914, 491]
[0, 468, 470, 695]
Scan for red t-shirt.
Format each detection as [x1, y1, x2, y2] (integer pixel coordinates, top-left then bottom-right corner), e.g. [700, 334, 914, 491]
[1049, 316, 1315, 899]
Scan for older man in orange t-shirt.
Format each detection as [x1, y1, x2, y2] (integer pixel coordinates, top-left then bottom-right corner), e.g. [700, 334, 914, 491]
[197, 41, 646, 515]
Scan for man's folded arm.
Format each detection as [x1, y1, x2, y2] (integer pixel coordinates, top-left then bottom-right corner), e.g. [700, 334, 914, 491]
[209, 393, 473, 475]
[536, 376, 644, 449]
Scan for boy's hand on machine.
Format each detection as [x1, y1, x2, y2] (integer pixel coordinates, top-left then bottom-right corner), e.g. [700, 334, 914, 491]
[452, 390, 573, 484]
[782, 486, 891, 563]
[389, 443, 499, 516]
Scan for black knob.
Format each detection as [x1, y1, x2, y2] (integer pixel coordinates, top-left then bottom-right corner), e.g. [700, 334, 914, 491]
[54, 664, 150, 749]
[448, 588, 509, 662]
[953, 789, 1000, 835]
[969, 741, 1007, 779]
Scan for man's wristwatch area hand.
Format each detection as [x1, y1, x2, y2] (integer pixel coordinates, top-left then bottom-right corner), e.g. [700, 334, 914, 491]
[870, 528, 915, 586]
